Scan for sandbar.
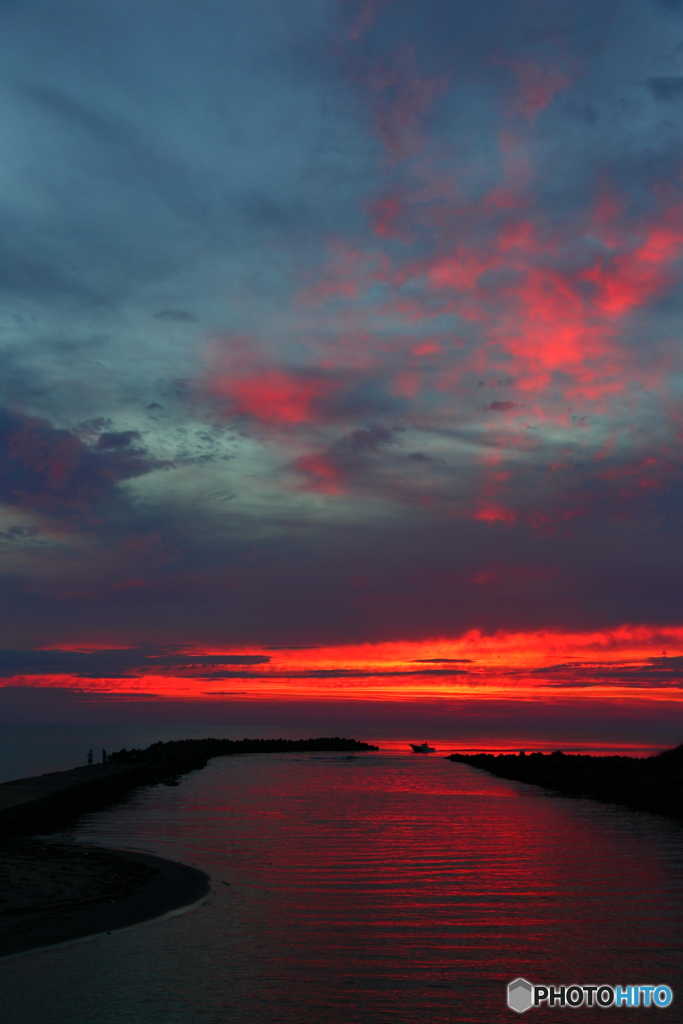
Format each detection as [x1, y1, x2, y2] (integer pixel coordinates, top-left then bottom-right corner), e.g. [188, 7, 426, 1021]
[0, 840, 210, 958]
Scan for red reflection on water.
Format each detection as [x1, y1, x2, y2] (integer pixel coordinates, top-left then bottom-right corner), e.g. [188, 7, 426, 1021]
[70, 751, 683, 1023]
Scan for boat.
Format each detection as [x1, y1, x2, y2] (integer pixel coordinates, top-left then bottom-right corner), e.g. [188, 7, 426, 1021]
[409, 742, 435, 753]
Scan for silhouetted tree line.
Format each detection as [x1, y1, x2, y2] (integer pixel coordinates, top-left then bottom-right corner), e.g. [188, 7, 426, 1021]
[448, 745, 683, 820]
[108, 737, 378, 785]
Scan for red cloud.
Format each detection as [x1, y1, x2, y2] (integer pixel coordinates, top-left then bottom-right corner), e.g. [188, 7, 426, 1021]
[205, 339, 348, 428]
[474, 505, 517, 524]
[292, 453, 346, 494]
[363, 48, 450, 163]
[373, 161, 683, 416]
[295, 241, 389, 307]
[582, 221, 683, 317]
[8, 424, 83, 488]
[494, 55, 573, 121]
[199, 51, 683, 526]
[211, 369, 337, 426]
[0, 410, 163, 525]
[368, 192, 413, 242]
[345, 0, 392, 40]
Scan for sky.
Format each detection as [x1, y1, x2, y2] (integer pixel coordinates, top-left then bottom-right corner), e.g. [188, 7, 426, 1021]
[2, 0, 683, 745]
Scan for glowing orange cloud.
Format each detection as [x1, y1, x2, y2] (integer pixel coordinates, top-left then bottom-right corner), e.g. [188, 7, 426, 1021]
[9, 626, 683, 706]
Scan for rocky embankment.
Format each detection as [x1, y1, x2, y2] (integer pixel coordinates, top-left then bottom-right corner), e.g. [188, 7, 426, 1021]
[0, 763, 148, 840]
[0, 735, 376, 955]
[448, 744, 683, 820]
[107, 735, 379, 784]
[0, 737, 378, 839]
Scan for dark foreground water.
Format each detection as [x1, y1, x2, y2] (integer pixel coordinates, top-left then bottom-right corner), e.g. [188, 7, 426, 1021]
[2, 750, 683, 1023]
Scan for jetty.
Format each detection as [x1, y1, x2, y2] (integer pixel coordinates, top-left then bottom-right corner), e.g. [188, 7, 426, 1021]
[0, 736, 378, 839]
[0, 735, 377, 957]
[0, 763, 147, 840]
[448, 744, 683, 821]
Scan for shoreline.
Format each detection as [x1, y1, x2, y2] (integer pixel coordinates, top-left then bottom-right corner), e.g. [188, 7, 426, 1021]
[0, 738, 376, 957]
[0, 841, 210, 958]
[0, 738, 379, 839]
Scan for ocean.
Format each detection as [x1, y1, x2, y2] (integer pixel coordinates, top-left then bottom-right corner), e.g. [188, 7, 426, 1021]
[1, 743, 682, 1022]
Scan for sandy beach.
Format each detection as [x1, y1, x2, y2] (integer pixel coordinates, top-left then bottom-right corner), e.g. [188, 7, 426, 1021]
[0, 840, 210, 958]
[0, 762, 210, 957]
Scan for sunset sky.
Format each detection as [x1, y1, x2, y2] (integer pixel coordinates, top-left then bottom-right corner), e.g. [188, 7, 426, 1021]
[2, 0, 683, 745]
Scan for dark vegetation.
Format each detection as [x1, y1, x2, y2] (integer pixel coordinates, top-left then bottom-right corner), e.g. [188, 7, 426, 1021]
[448, 744, 683, 821]
[109, 736, 379, 785]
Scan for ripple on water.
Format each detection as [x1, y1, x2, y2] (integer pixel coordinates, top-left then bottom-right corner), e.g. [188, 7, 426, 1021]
[2, 752, 683, 1023]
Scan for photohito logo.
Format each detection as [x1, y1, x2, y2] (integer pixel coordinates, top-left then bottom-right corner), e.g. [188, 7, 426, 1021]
[507, 978, 673, 1013]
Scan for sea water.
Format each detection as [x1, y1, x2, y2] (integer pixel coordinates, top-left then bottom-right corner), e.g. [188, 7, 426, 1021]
[2, 749, 683, 1023]
[0, 724, 312, 783]
[0, 725, 661, 784]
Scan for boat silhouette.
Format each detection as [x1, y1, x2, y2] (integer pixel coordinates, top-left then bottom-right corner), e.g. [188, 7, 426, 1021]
[409, 742, 435, 753]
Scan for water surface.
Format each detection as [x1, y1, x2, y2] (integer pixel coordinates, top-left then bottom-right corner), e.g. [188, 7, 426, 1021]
[2, 750, 682, 1022]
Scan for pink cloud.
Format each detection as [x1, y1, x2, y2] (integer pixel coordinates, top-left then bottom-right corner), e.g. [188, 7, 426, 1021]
[344, 0, 392, 40]
[495, 56, 573, 121]
[363, 48, 450, 163]
[208, 365, 341, 427]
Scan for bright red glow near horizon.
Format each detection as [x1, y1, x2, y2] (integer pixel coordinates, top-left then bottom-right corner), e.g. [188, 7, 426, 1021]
[10, 626, 683, 709]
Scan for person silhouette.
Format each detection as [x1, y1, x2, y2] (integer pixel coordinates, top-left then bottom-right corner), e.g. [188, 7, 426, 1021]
[102, 749, 107, 764]
[87, 749, 93, 766]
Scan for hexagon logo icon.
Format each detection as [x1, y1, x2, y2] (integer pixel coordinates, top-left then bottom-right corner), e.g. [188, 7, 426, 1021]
[508, 978, 534, 1014]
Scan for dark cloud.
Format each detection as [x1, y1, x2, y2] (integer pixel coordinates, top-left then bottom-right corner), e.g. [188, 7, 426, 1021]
[533, 657, 683, 688]
[647, 77, 683, 100]
[339, 425, 399, 453]
[413, 658, 473, 663]
[0, 493, 681, 651]
[202, 690, 249, 695]
[0, 647, 271, 679]
[202, 667, 471, 681]
[0, 409, 164, 522]
[96, 431, 141, 450]
[154, 310, 197, 323]
[0, 644, 475, 682]
[266, 646, 319, 651]
[487, 401, 521, 412]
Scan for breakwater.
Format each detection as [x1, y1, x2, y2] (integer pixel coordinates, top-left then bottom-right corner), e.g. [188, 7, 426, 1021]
[107, 736, 379, 785]
[448, 744, 683, 821]
[0, 763, 148, 839]
[0, 737, 378, 839]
